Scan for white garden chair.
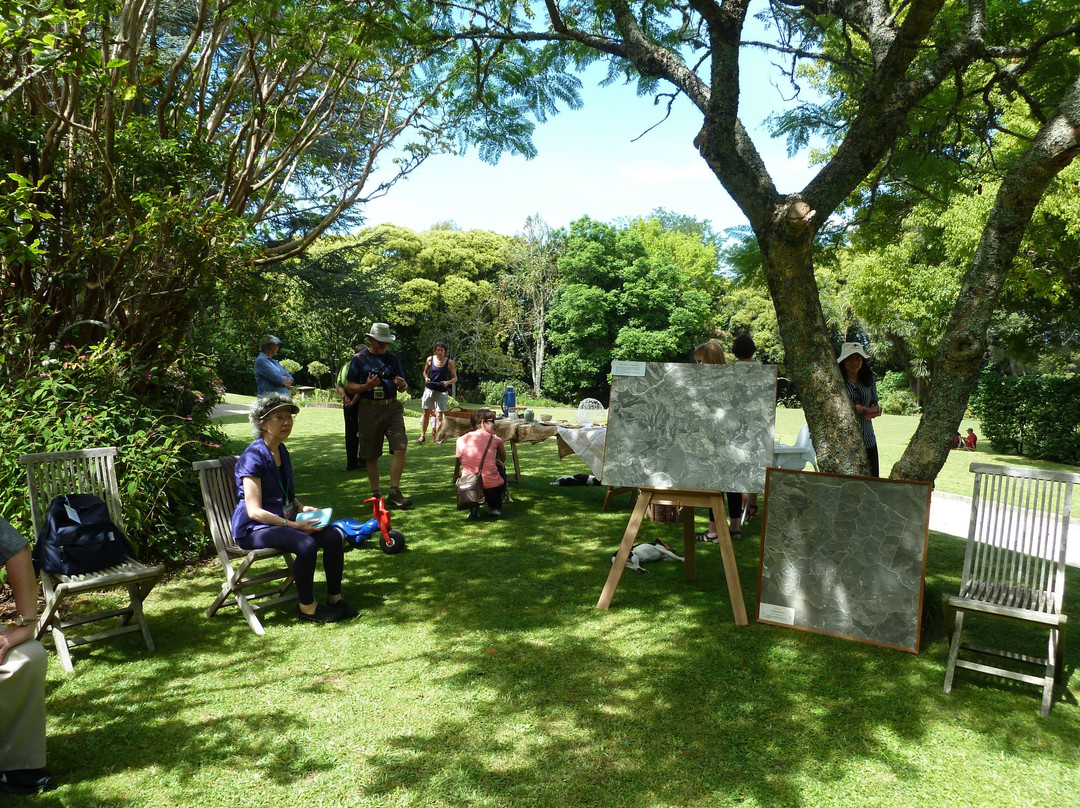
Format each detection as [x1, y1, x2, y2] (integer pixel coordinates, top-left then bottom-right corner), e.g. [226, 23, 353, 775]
[943, 463, 1079, 715]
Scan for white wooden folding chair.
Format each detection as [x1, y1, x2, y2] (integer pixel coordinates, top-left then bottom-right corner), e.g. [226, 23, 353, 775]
[943, 463, 1079, 715]
[791, 425, 819, 471]
[193, 456, 297, 635]
[19, 447, 165, 671]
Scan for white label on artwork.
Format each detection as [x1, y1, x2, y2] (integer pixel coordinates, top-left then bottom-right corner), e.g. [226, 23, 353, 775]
[610, 360, 646, 377]
[758, 603, 796, 624]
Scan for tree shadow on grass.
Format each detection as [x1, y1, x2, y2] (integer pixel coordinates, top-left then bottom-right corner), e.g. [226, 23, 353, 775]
[287, 436, 1080, 805]
[40, 602, 335, 804]
[38, 430, 1080, 806]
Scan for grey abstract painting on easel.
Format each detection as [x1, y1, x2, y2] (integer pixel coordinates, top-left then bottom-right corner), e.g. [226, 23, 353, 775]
[602, 362, 778, 492]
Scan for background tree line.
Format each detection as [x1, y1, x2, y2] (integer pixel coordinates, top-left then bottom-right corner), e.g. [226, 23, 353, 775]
[218, 177, 1080, 433]
[219, 209, 734, 405]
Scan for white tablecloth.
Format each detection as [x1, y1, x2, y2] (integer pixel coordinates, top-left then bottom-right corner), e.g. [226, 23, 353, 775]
[556, 425, 607, 478]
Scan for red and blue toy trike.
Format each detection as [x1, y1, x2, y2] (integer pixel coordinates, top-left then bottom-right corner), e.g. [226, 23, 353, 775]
[332, 496, 405, 554]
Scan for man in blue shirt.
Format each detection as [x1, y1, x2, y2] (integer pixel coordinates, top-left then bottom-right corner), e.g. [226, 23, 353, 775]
[254, 335, 295, 396]
[346, 323, 411, 508]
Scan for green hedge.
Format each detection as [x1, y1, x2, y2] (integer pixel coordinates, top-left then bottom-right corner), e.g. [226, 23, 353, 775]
[473, 379, 564, 409]
[878, 371, 921, 416]
[970, 369, 1080, 464]
[475, 378, 533, 407]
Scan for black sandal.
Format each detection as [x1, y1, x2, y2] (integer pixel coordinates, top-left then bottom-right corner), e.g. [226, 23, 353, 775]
[729, 530, 742, 541]
[743, 504, 759, 520]
[695, 531, 719, 544]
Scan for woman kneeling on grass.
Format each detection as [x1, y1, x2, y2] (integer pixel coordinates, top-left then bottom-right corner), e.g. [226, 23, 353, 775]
[456, 407, 507, 519]
[232, 393, 357, 623]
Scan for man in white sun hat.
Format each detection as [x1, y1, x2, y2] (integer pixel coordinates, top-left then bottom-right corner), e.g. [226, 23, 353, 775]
[346, 323, 412, 508]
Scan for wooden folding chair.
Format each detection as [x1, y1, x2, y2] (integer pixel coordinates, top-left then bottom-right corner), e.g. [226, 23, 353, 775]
[943, 463, 1079, 715]
[19, 447, 165, 671]
[193, 456, 297, 634]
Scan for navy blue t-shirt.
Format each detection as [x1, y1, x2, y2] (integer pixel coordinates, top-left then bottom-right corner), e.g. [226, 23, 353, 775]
[347, 348, 405, 401]
[231, 439, 295, 538]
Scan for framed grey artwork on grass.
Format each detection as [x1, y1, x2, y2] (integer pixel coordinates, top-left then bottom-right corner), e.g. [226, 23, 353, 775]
[601, 362, 777, 493]
[756, 468, 932, 653]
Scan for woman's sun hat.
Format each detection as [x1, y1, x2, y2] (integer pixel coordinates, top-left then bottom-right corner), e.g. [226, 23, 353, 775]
[837, 342, 870, 364]
[252, 393, 299, 420]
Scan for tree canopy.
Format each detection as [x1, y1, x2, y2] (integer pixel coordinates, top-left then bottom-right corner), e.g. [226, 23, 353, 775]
[0, 0, 575, 381]
[442, 0, 1080, 481]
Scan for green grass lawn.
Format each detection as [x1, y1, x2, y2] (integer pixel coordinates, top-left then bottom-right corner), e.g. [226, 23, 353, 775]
[37, 398, 1080, 806]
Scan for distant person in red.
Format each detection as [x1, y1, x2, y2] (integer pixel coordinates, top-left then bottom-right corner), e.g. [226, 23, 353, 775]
[963, 428, 978, 451]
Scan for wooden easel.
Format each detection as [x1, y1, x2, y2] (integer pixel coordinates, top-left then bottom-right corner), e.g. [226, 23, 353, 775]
[602, 485, 636, 511]
[597, 487, 748, 626]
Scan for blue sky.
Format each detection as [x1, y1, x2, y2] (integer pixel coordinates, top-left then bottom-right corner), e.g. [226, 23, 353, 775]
[361, 21, 822, 237]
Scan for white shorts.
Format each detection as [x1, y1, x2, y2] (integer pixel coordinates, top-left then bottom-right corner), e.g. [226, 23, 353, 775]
[421, 387, 449, 412]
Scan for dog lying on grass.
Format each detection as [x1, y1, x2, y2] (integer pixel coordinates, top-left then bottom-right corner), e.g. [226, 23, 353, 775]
[551, 473, 602, 486]
[612, 539, 685, 573]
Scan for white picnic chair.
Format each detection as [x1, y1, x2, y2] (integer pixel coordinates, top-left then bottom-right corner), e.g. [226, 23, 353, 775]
[19, 447, 165, 671]
[943, 462, 1079, 715]
[193, 455, 297, 634]
[791, 425, 818, 471]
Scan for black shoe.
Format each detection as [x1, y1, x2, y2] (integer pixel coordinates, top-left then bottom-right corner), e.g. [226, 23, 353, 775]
[466, 506, 481, 520]
[387, 488, 412, 509]
[0, 769, 53, 795]
[329, 598, 359, 619]
[298, 603, 343, 623]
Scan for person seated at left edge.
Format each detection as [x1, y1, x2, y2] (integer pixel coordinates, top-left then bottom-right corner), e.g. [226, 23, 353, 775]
[0, 517, 53, 795]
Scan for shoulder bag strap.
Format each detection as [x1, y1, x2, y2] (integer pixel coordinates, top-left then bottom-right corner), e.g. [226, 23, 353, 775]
[479, 434, 494, 466]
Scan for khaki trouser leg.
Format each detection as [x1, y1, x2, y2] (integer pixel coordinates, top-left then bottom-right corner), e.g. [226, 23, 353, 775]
[0, 637, 47, 770]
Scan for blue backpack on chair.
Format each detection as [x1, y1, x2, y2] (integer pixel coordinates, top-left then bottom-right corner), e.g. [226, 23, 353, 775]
[33, 493, 134, 575]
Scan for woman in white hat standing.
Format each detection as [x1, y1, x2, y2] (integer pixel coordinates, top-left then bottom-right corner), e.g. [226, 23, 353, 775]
[837, 342, 882, 476]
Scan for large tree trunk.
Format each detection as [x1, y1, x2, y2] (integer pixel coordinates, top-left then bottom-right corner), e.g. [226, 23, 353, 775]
[756, 206, 872, 476]
[896, 76, 1080, 481]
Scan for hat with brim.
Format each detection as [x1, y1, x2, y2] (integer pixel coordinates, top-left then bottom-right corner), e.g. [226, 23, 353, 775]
[837, 342, 871, 363]
[367, 322, 396, 343]
[262, 401, 299, 418]
[253, 394, 300, 421]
